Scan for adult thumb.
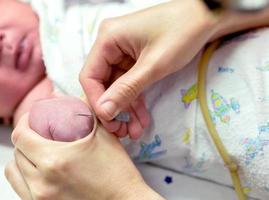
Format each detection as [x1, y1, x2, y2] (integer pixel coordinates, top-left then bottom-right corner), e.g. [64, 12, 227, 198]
[96, 62, 156, 121]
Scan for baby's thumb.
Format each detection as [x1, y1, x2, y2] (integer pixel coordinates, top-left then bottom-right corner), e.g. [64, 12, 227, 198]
[96, 65, 153, 121]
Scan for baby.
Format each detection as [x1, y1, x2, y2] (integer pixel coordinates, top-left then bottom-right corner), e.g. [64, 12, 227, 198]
[1, 0, 166, 141]
[1, 0, 269, 199]
[0, 0, 165, 139]
[0, 0, 96, 141]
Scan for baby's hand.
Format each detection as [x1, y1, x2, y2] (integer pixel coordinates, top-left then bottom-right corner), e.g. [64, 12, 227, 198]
[29, 96, 94, 142]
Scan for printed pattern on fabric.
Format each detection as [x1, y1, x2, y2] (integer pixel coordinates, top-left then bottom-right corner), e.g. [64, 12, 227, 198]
[181, 84, 198, 109]
[209, 90, 240, 124]
[134, 135, 167, 162]
[135, 28, 269, 199]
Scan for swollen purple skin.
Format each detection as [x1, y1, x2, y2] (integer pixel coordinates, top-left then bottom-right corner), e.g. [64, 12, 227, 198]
[29, 97, 94, 142]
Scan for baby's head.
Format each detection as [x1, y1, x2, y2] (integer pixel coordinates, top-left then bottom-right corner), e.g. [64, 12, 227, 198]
[0, 0, 45, 118]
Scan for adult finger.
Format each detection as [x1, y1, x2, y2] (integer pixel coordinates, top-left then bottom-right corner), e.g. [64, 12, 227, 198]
[5, 160, 32, 200]
[14, 149, 39, 179]
[80, 24, 125, 121]
[94, 45, 167, 121]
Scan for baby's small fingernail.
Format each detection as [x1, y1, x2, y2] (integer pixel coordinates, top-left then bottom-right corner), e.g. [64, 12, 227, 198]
[100, 101, 119, 119]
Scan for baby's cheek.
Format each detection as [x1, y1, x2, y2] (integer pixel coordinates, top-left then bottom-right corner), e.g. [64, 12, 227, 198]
[29, 97, 94, 142]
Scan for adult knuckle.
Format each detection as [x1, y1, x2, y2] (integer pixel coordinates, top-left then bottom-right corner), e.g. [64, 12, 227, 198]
[118, 78, 142, 100]
[79, 71, 86, 85]
[99, 18, 118, 35]
[11, 128, 20, 145]
[4, 164, 12, 181]
[32, 176, 61, 200]
[79, 67, 91, 83]
[11, 126, 28, 146]
[41, 156, 69, 176]
[33, 186, 58, 200]
[33, 190, 49, 200]
[11, 115, 29, 144]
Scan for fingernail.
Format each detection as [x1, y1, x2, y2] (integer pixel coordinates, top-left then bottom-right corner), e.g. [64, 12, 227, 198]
[101, 101, 119, 119]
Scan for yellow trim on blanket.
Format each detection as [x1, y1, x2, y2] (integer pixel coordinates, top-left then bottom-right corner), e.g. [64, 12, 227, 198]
[197, 40, 247, 200]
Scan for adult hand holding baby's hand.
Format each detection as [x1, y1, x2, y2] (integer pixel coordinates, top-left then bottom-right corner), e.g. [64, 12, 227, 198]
[80, 0, 218, 139]
[5, 114, 163, 200]
[29, 96, 94, 142]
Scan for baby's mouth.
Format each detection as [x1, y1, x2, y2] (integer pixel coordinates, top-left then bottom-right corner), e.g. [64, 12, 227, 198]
[16, 37, 33, 71]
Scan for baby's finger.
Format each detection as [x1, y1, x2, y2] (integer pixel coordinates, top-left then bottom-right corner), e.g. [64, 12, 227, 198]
[131, 96, 150, 128]
[100, 119, 121, 133]
[127, 108, 143, 140]
[5, 160, 32, 200]
[114, 122, 128, 138]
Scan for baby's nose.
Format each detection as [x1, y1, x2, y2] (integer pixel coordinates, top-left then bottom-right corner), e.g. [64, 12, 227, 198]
[0, 33, 17, 53]
[0, 32, 18, 67]
[0, 32, 19, 56]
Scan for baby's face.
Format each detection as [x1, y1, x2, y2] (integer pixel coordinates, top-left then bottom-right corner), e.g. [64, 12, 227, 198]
[0, 0, 45, 117]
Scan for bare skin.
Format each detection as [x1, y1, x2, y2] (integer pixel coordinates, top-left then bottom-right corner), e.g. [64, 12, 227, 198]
[0, 0, 94, 142]
[7, 114, 165, 200]
[80, 0, 269, 139]
[5, 0, 269, 199]
[29, 96, 94, 142]
[0, 0, 149, 141]
[0, 0, 45, 118]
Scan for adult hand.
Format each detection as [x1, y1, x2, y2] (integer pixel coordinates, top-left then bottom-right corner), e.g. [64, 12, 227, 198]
[80, 0, 218, 139]
[5, 113, 164, 200]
